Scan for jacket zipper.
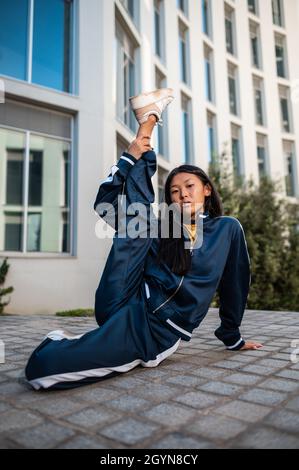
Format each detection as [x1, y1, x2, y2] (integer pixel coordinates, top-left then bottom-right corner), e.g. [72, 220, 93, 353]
[152, 276, 185, 313]
[152, 227, 196, 313]
[190, 234, 197, 256]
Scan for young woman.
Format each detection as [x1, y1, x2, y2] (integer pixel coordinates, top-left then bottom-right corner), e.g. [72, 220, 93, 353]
[24, 88, 262, 391]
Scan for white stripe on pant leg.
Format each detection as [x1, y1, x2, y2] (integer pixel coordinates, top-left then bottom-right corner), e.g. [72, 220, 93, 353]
[28, 339, 181, 390]
[226, 337, 244, 350]
[140, 339, 181, 368]
[44, 330, 85, 341]
[166, 319, 192, 338]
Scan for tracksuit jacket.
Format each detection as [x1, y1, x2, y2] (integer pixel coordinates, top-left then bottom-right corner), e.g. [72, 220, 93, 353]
[24, 149, 250, 390]
[93, 149, 250, 350]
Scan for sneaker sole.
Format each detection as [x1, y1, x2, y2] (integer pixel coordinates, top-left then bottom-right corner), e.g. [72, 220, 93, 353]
[129, 88, 174, 110]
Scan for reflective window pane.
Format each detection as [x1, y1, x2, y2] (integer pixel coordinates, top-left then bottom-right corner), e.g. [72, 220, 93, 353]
[0, 129, 26, 251]
[28, 134, 71, 253]
[27, 212, 41, 252]
[32, 0, 73, 92]
[0, 0, 29, 80]
[4, 212, 23, 251]
[29, 150, 43, 206]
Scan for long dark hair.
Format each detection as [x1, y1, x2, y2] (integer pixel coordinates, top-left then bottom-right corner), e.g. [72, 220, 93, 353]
[157, 165, 223, 276]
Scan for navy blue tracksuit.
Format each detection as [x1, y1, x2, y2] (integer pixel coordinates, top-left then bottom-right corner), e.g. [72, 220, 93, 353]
[25, 150, 251, 390]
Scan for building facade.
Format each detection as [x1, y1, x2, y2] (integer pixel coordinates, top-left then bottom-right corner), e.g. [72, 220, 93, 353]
[0, 0, 298, 314]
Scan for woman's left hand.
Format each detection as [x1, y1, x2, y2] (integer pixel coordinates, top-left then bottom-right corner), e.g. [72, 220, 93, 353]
[240, 341, 263, 350]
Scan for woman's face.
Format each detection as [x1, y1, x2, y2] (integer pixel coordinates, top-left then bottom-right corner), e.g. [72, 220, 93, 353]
[169, 172, 211, 218]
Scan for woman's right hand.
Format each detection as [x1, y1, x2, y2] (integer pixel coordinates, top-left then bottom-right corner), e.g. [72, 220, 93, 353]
[127, 136, 153, 160]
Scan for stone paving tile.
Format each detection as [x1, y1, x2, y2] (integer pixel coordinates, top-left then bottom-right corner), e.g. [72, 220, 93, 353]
[214, 400, 272, 423]
[69, 386, 123, 404]
[276, 369, 299, 381]
[258, 359, 290, 370]
[188, 414, 247, 441]
[0, 409, 43, 433]
[129, 383, 180, 402]
[221, 373, 262, 386]
[0, 401, 11, 412]
[158, 361, 196, 372]
[26, 397, 89, 417]
[107, 395, 153, 413]
[232, 426, 299, 449]
[63, 406, 122, 429]
[56, 435, 109, 449]
[212, 360, 244, 370]
[241, 364, 276, 376]
[285, 396, 299, 412]
[141, 402, 196, 426]
[98, 418, 159, 446]
[8, 422, 75, 449]
[257, 377, 299, 393]
[165, 374, 207, 387]
[239, 388, 288, 406]
[149, 433, 213, 449]
[190, 367, 227, 379]
[264, 409, 299, 435]
[197, 381, 244, 396]
[173, 391, 221, 409]
[0, 311, 299, 449]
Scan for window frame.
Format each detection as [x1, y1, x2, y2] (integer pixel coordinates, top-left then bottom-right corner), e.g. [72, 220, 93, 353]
[0, 0, 78, 95]
[0, 113, 74, 256]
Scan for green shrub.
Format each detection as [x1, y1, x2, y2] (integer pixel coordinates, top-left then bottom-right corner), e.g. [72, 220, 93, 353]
[56, 308, 94, 317]
[209, 151, 299, 311]
[0, 258, 14, 315]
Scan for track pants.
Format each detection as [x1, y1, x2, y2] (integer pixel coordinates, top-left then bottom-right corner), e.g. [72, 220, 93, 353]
[25, 235, 181, 391]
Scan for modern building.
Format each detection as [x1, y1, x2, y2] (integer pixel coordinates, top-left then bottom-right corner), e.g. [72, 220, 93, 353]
[0, 0, 298, 314]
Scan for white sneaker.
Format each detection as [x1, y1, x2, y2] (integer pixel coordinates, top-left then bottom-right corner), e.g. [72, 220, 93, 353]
[129, 88, 175, 126]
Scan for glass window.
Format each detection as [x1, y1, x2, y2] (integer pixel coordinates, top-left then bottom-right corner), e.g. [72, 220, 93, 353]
[120, 0, 135, 19]
[275, 35, 287, 78]
[0, 0, 74, 93]
[32, 0, 73, 92]
[0, 116, 72, 254]
[272, 0, 284, 27]
[154, 0, 165, 62]
[231, 124, 242, 179]
[181, 95, 192, 164]
[225, 7, 235, 55]
[154, 0, 162, 58]
[283, 140, 296, 197]
[228, 64, 238, 116]
[4, 212, 23, 251]
[6, 147, 24, 206]
[248, 0, 258, 15]
[115, 22, 137, 134]
[179, 24, 189, 84]
[27, 212, 41, 252]
[204, 46, 214, 103]
[279, 86, 291, 133]
[256, 134, 268, 178]
[253, 77, 264, 126]
[202, 0, 212, 38]
[0, 0, 29, 80]
[207, 112, 217, 164]
[158, 167, 168, 203]
[177, 0, 188, 17]
[250, 23, 261, 69]
[154, 69, 168, 158]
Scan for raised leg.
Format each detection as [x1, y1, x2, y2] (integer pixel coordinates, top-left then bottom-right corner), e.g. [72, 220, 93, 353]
[136, 114, 157, 139]
[94, 116, 159, 327]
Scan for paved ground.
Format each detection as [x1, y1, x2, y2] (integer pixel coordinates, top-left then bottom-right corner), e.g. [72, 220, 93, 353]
[0, 309, 299, 449]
